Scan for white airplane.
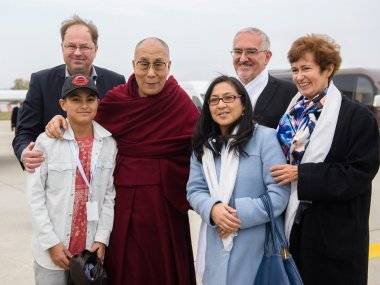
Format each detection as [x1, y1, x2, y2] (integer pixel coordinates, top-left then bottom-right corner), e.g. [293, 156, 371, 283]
[0, 81, 210, 107]
[0, 90, 27, 102]
[180, 81, 209, 110]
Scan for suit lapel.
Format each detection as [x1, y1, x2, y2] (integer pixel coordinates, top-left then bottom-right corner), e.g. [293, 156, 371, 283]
[56, 64, 66, 79]
[94, 66, 106, 98]
[54, 65, 66, 95]
[254, 75, 279, 113]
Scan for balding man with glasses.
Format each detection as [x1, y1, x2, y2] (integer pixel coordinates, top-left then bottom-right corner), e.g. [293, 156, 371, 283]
[231, 27, 296, 128]
[13, 15, 125, 172]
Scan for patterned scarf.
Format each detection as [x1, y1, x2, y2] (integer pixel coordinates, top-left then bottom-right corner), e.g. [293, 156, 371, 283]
[277, 89, 327, 165]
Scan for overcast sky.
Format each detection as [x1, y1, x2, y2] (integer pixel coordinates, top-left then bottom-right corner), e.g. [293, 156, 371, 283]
[0, 0, 379, 89]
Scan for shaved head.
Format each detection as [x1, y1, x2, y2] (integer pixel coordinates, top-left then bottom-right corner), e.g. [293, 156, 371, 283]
[134, 37, 170, 58]
[132, 37, 171, 98]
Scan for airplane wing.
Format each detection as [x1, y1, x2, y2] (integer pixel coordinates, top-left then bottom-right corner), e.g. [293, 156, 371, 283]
[0, 90, 27, 102]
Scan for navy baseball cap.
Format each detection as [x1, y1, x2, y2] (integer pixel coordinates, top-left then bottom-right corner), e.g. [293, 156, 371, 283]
[61, 75, 99, 99]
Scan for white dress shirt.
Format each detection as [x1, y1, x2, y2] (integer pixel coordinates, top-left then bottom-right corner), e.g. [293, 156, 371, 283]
[242, 68, 269, 109]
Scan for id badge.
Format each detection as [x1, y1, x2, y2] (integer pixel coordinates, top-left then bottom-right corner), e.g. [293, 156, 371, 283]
[86, 201, 99, 221]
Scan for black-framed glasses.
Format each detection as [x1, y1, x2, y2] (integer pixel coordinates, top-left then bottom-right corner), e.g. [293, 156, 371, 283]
[208, 94, 242, 106]
[230, 48, 266, 58]
[63, 43, 94, 53]
[135, 60, 168, 72]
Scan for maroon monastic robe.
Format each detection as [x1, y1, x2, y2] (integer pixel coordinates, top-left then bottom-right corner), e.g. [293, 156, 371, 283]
[96, 75, 198, 285]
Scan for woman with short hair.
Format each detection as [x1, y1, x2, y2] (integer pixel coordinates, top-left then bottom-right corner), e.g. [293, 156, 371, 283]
[271, 34, 379, 284]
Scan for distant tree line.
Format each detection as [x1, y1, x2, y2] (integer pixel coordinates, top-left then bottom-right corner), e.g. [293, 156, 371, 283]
[11, 78, 29, 90]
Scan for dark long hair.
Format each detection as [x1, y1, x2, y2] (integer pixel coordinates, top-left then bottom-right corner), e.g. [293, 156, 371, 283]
[192, 75, 255, 162]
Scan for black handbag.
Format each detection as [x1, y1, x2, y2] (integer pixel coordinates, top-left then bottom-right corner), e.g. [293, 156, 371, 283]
[68, 249, 107, 285]
[254, 194, 303, 285]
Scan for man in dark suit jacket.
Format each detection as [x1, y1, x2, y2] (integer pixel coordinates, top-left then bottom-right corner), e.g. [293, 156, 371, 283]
[13, 15, 125, 171]
[231, 27, 297, 129]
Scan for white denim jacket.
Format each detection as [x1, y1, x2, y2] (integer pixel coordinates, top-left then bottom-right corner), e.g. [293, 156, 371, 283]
[26, 120, 117, 270]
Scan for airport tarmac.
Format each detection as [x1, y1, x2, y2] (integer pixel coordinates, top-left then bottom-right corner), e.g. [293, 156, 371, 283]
[0, 120, 379, 284]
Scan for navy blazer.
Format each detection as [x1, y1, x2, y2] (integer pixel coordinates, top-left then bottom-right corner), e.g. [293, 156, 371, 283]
[13, 64, 126, 162]
[253, 75, 297, 129]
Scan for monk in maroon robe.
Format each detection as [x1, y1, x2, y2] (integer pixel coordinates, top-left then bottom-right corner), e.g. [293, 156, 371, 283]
[96, 38, 198, 285]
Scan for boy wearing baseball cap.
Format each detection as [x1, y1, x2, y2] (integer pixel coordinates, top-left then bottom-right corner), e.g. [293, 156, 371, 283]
[26, 75, 117, 284]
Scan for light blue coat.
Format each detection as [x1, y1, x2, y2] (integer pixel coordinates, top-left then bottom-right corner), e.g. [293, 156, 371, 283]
[187, 125, 290, 285]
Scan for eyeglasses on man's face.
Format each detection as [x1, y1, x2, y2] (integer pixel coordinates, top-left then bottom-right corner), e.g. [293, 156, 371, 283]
[208, 94, 242, 106]
[63, 43, 94, 53]
[230, 48, 266, 58]
[135, 60, 168, 72]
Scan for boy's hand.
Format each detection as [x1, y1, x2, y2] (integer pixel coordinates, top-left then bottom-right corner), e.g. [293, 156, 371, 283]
[45, 115, 67, 139]
[48, 243, 72, 269]
[91, 242, 106, 263]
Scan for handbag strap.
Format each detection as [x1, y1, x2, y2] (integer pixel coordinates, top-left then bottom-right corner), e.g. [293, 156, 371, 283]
[265, 194, 288, 246]
[260, 194, 279, 254]
[260, 193, 289, 255]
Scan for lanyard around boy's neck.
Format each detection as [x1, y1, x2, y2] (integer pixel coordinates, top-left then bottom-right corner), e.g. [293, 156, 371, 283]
[68, 140, 94, 200]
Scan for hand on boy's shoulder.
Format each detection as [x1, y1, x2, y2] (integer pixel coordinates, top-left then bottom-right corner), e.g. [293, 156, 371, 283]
[45, 115, 67, 139]
[48, 242, 72, 270]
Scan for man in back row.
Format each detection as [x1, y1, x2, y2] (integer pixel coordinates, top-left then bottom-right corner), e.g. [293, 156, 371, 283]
[12, 15, 125, 171]
[232, 27, 297, 128]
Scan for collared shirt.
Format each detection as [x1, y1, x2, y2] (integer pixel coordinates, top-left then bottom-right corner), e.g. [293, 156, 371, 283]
[242, 68, 269, 110]
[65, 66, 98, 84]
[26, 120, 117, 270]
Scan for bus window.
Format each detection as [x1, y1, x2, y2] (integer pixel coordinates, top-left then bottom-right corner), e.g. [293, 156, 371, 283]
[333, 74, 356, 100]
[356, 76, 375, 105]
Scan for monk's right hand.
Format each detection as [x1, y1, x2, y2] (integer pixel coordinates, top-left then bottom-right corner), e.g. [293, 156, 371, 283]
[21, 142, 44, 173]
[211, 203, 241, 232]
[45, 115, 67, 139]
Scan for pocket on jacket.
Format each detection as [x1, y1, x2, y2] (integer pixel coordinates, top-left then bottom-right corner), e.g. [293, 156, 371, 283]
[46, 162, 74, 191]
[94, 160, 114, 186]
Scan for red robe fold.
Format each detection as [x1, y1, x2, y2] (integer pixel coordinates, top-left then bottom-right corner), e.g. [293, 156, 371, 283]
[96, 75, 198, 285]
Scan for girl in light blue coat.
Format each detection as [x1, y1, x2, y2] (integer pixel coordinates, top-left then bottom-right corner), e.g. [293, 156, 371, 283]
[187, 75, 290, 285]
